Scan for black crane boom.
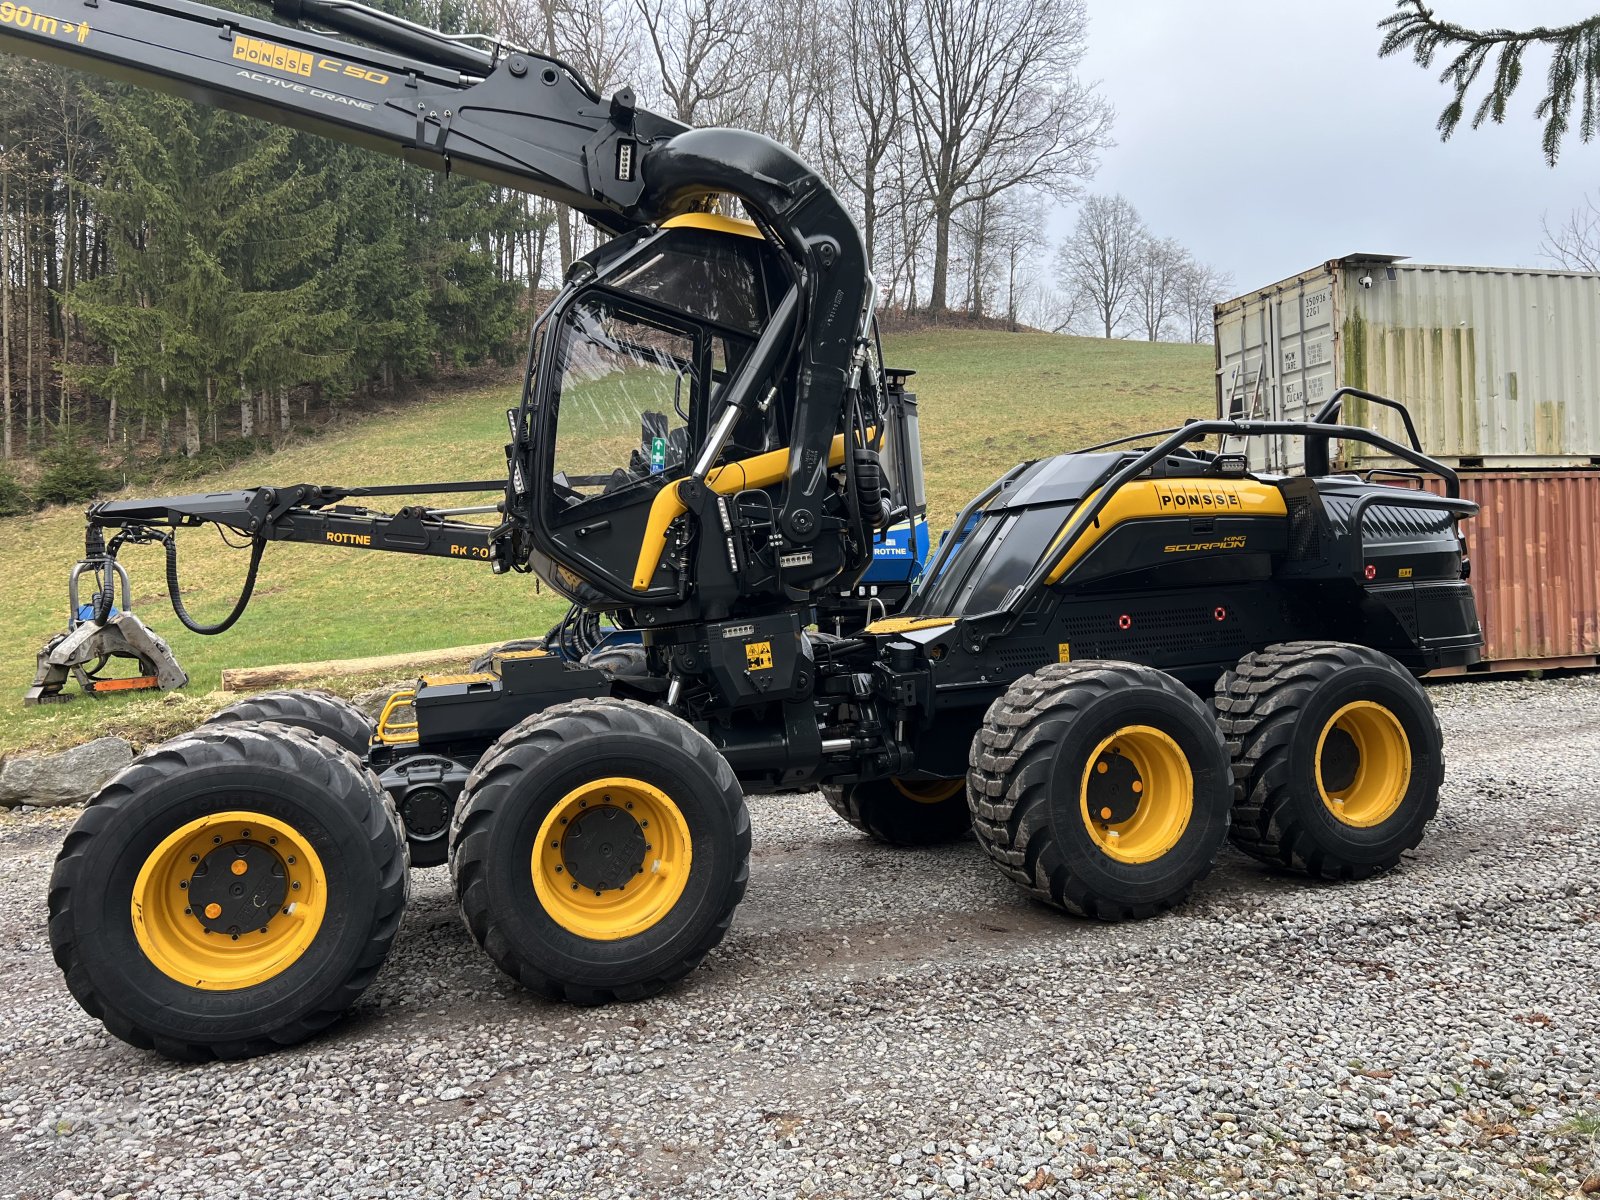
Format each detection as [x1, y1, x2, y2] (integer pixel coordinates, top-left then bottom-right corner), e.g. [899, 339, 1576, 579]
[0, 0, 685, 231]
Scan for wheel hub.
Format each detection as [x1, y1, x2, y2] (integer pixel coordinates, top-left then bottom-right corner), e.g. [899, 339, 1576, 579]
[561, 804, 648, 892]
[1318, 726, 1361, 794]
[132, 810, 326, 991]
[1085, 748, 1143, 825]
[1077, 725, 1194, 865]
[1316, 701, 1411, 827]
[187, 841, 288, 937]
[530, 777, 692, 941]
[400, 785, 452, 839]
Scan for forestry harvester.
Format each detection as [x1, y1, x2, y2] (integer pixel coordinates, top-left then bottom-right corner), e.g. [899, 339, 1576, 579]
[1, 0, 1481, 1060]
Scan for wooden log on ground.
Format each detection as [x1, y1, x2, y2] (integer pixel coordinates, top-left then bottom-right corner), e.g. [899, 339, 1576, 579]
[221, 643, 500, 693]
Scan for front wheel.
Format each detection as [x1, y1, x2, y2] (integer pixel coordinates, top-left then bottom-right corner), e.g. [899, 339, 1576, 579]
[48, 723, 407, 1060]
[968, 661, 1232, 920]
[449, 698, 750, 1004]
[1214, 641, 1443, 879]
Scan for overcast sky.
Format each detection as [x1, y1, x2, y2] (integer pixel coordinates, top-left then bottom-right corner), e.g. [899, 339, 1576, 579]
[1069, 0, 1596, 295]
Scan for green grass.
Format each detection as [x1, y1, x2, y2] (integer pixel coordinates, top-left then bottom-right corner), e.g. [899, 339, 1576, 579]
[0, 329, 1213, 757]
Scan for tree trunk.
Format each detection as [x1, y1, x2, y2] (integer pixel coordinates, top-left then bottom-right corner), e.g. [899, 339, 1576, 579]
[24, 191, 33, 449]
[929, 203, 952, 314]
[1007, 246, 1019, 332]
[557, 205, 574, 276]
[279, 387, 290, 433]
[239, 376, 254, 439]
[1, 167, 11, 461]
[105, 350, 118, 450]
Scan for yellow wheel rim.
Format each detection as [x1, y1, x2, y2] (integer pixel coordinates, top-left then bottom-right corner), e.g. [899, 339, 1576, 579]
[1316, 701, 1411, 827]
[1079, 726, 1193, 864]
[531, 777, 692, 941]
[131, 810, 326, 991]
[890, 777, 964, 805]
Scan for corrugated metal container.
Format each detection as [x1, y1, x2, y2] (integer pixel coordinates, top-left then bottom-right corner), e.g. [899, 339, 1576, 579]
[1215, 256, 1600, 473]
[1421, 471, 1600, 673]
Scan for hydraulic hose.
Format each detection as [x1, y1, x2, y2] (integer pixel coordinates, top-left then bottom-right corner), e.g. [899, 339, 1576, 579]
[164, 531, 267, 635]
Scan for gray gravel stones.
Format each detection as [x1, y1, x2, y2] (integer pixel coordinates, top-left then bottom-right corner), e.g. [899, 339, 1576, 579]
[1, 674, 1597, 1198]
[0, 737, 133, 809]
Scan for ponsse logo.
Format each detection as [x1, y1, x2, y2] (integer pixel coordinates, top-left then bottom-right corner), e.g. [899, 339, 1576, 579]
[1153, 482, 1246, 511]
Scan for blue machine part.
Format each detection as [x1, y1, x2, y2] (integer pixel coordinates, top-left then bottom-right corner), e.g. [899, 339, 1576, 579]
[76, 603, 119, 623]
[861, 518, 930, 584]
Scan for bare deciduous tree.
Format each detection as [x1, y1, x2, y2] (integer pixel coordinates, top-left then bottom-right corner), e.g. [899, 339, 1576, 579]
[1174, 258, 1234, 345]
[894, 0, 1111, 315]
[1055, 193, 1145, 339]
[1130, 235, 1188, 342]
[1541, 193, 1600, 272]
[825, 0, 905, 268]
[633, 0, 750, 125]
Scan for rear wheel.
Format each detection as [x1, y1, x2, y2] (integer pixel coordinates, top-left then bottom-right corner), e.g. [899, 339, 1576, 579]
[204, 689, 375, 758]
[968, 661, 1231, 920]
[48, 723, 407, 1060]
[449, 698, 750, 1003]
[1214, 641, 1443, 879]
[822, 777, 971, 845]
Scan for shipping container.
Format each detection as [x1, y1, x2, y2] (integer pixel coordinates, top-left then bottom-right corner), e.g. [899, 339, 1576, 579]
[1422, 471, 1600, 674]
[1214, 256, 1600, 473]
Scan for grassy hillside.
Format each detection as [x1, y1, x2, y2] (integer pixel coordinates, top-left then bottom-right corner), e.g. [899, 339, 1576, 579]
[0, 330, 1214, 756]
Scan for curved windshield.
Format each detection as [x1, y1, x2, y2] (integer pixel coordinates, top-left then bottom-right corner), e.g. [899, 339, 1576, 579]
[610, 239, 767, 333]
[550, 297, 699, 506]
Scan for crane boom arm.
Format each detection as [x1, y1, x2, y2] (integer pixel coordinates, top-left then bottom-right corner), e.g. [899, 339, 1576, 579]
[0, 0, 685, 232]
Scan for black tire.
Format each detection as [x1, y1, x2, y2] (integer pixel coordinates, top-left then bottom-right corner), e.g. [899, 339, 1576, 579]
[822, 777, 971, 845]
[48, 722, 408, 1061]
[204, 689, 375, 757]
[469, 638, 547, 674]
[968, 661, 1232, 920]
[1214, 641, 1443, 879]
[580, 641, 649, 680]
[449, 698, 750, 1004]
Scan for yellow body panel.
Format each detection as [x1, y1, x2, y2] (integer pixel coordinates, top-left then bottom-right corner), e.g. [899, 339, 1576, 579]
[661, 212, 764, 240]
[631, 432, 853, 590]
[1045, 479, 1287, 585]
[864, 615, 957, 635]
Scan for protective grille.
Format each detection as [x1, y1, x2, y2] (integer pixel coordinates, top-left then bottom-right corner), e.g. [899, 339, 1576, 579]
[1060, 603, 1245, 663]
[1287, 496, 1321, 561]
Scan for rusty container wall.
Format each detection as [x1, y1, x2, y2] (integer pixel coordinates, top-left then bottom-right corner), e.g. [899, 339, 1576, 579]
[1425, 471, 1600, 671]
[1216, 258, 1600, 473]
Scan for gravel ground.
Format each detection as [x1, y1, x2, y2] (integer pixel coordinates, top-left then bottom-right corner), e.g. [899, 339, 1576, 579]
[2, 675, 1598, 1200]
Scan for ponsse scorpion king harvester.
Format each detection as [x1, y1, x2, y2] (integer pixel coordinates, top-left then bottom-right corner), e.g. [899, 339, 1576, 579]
[2, 0, 1481, 1060]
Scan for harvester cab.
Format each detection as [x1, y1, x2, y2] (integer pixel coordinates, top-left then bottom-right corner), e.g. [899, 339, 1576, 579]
[1, 0, 1484, 1063]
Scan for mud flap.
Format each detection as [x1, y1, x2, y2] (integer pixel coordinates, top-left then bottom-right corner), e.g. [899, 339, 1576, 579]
[25, 613, 188, 706]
